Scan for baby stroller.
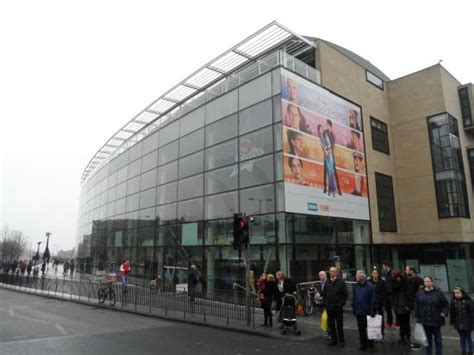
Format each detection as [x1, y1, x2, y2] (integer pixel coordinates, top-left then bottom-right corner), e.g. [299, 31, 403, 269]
[280, 294, 301, 336]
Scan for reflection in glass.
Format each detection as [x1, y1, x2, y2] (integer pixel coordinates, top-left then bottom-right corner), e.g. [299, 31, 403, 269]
[240, 184, 274, 215]
[240, 154, 274, 188]
[205, 165, 238, 195]
[205, 191, 238, 219]
[205, 139, 237, 171]
[179, 151, 204, 179]
[178, 174, 204, 200]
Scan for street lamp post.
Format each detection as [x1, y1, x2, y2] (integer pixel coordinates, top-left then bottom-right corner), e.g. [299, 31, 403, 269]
[34, 242, 41, 265]
[43, 232, 51, 263]
[41, 232, 51, 276]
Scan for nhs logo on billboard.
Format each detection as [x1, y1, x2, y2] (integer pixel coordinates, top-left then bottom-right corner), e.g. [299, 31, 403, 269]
[307, 202, 318, 211]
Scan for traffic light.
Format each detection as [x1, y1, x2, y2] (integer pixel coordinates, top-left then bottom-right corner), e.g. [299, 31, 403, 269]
[233, 213, 249, 250]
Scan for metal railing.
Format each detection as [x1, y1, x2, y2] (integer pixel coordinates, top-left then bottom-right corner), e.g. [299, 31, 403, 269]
[0, 273, 259, 330]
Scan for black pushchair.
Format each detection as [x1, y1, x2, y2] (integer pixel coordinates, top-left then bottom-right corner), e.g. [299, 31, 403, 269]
[280, 294, 301, 336]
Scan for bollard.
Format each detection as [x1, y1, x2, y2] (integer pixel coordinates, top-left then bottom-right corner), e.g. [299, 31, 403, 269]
[88, 281, 91, 304]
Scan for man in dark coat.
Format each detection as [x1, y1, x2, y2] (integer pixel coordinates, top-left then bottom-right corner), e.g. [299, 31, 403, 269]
[352, 270, 378, 351]
[405, 266, 424, 349]
[323, 267, 348, 347]
[187, 265, 199, 303]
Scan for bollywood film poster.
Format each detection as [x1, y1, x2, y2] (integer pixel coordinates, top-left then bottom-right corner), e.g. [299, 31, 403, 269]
[281, 68, 370, 220]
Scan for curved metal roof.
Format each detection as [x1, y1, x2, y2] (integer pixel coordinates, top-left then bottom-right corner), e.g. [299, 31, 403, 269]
[81, 21, 315, 185]
[304, 36, 390, 81]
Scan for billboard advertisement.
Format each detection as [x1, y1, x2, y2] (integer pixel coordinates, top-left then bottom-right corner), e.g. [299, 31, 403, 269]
[281, 69, 370, 220]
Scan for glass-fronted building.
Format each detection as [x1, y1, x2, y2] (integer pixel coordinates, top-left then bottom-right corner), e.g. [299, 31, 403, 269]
[77, 22, 474, 292]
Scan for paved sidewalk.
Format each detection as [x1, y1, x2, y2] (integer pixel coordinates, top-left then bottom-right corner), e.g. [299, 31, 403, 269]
[0, 279, 462, 354]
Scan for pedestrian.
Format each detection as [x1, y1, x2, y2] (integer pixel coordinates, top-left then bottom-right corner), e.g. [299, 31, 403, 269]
[262, 274, 277, 327]
[26, 260, 33, 276]
[20, 260, 27, 276]
[353, 270, 378, 352]
[70, 259, 75, 276]
[382, 261, 397, 329]
[415, 276, 449, 355]
[63, 260, 70, 275]
[12, 260, 18, 275]
[120, 259, 131, 287]
[187, 265, 199, 303]
[316, 270, 330, 339]
[257, 273, 267, 311]
[405, 265, 424, 350]
[392, 270, 411, 345]
[323, 266, 348, 347]
[275, 271, 296, 326]
[369, 268, 386, 337]
[150, 271, 163, 292]
[449, 287, 473, 355]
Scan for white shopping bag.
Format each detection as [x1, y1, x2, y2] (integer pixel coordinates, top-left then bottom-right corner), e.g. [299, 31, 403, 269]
[367, 315, 383, 340]
[414, 323, 428, 347]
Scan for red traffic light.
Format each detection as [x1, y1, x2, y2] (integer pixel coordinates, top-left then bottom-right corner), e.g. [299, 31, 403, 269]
[238, 218, 246, 228]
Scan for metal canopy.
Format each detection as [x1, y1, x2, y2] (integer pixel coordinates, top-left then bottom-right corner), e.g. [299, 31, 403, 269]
[81, 21, 315, 185]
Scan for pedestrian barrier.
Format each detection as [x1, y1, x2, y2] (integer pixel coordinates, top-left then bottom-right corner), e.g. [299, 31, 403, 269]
[0, 272, 259, 330]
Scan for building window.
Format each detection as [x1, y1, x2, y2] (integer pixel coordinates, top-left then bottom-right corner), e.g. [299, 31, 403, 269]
[375, 173, 397, 232]
[458, 86, 473, 128]
[366, 70, 384, 90]
[428, 113, 470, 218]
[467, 148, 474, 185]
[371, 117, 390, 154]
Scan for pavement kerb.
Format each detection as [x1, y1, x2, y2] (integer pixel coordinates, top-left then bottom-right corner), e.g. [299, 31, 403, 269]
[0, 282, 461, 344]
[0, 283, 287, 341]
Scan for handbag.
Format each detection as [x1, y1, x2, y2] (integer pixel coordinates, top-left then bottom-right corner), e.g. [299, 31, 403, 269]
[320, 309, 328, 331]
[414, 323, 428, 347]
[367, 315, 383, 340]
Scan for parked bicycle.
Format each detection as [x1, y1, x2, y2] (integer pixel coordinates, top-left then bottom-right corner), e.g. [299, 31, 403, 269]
[300, 284, 322, 316]
[98, 281, 116, 306]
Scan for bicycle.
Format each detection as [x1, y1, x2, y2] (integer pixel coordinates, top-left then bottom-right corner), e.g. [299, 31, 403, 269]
[98, 281, 116, 306]
[300, 284, 322, 316]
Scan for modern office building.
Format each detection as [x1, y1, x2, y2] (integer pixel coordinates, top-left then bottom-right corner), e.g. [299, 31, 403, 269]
[77, 22, 474, 292]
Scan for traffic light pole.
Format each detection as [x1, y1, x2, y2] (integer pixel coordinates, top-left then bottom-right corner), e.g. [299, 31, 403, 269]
[241, 247, 251, 326]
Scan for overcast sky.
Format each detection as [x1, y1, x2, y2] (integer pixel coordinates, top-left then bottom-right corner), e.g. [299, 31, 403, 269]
[1, 1, 473, 252]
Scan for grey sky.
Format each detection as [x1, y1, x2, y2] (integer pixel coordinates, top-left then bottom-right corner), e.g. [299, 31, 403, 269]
[1, 1, 473, 251]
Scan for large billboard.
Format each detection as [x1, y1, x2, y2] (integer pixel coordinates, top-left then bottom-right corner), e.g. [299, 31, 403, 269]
[281, 69, 370, 220]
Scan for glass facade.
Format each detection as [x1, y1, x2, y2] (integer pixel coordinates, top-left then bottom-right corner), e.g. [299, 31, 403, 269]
[428, 113, 470, 218]
[78, 63, 474, 293]
[77, 68, 372, 287]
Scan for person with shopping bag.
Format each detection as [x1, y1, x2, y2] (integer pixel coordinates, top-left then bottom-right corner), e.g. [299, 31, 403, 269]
[449, 287, 473, 355]
[368, 268, 386, 338]
[352, 270, 378, 352]
[414, 276, 449, 355]
[323, 267, 348, 347]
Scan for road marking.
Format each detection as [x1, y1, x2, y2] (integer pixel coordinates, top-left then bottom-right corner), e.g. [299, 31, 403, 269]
[8, 309, 15, 317]
[55, 323, 68, 335]
[12, 336, 27, 340]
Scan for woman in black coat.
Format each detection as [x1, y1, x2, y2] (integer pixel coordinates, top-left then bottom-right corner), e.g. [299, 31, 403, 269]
[392, 270, 411, 344]
[450, 287, 473, 354]
[369, 268, 386, 336]
[415, 276, 449, 355]
[262, 274, 277, 327]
